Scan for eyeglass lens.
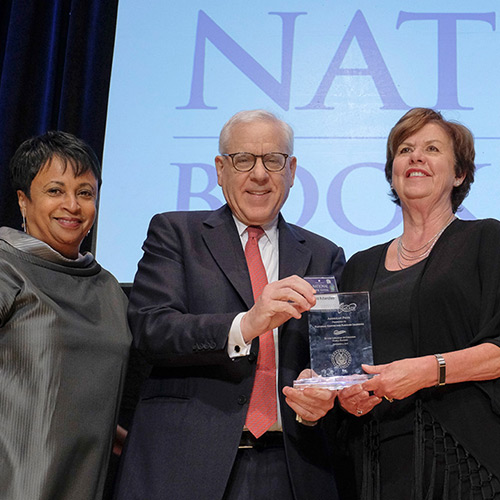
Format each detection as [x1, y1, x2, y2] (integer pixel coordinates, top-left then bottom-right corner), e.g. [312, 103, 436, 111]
[232, 153, 286, 171]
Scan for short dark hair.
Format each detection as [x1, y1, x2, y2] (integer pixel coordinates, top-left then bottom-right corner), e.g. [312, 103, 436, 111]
[10, 131, 102, 198]
[385, 108, 475, 213]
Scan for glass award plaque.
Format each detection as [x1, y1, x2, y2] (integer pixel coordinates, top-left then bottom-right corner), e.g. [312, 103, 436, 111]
[294, 285, 374, 390]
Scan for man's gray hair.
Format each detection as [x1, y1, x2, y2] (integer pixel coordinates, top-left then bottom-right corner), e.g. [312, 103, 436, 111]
[218, 110, 294, 154]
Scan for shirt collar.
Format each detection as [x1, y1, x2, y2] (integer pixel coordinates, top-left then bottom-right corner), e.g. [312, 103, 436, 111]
[232, 214, 279, 245]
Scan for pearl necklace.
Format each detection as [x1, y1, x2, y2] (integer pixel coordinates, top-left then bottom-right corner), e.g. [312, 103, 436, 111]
[397, 214, 456, 269]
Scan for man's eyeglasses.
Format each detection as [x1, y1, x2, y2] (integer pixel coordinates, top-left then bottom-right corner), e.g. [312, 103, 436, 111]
[221, 152, 289, 172]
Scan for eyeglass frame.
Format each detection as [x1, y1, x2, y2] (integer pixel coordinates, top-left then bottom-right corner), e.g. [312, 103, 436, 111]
[220, 152, 290, 172]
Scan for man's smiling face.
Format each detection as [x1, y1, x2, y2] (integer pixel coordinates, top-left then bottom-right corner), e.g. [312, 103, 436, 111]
[215, 119, 296, 226]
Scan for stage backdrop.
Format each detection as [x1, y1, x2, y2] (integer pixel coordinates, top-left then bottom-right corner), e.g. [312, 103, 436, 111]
[97, 0, 499, 283]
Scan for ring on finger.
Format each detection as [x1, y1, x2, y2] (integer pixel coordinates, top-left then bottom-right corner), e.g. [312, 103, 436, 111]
[384, 396, 394, 403]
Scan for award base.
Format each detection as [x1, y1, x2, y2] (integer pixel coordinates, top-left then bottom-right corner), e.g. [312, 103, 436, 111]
[293, 373, 373, 391]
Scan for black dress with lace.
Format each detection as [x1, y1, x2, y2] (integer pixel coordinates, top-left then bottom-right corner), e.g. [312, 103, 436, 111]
[338, 223, 500, 500]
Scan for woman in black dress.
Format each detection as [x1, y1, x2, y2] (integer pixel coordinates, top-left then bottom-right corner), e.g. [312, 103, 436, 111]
[337, 108, 500, 499]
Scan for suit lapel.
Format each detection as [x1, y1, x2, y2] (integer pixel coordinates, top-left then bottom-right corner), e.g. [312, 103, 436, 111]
[278, 216, 312, 280]
[202, 209, 312, 334]
[201, 205, 254, 309]
[277, 216, 312, 352]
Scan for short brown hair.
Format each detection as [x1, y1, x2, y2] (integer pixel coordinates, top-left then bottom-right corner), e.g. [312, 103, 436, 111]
[385, 108, 475, 213]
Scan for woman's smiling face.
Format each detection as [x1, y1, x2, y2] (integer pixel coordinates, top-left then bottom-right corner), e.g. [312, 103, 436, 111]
[17, 157, 98, 258]
[391, 122, 464, 211]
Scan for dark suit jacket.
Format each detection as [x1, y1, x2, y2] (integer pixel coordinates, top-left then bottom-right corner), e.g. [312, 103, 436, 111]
[114, 205, 345, 500]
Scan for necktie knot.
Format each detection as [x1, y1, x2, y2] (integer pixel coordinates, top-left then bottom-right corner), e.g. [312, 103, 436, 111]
[247, 226, 264, 241]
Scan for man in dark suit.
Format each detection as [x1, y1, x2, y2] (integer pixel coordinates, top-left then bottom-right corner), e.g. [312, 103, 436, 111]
[114, 110, 345, 500]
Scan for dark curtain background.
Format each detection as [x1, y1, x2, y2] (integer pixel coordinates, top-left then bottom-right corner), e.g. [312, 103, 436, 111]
[0, 0, 119, 253]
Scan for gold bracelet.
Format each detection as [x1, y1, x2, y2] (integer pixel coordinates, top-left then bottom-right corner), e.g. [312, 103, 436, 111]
[435, 354, 446, 386]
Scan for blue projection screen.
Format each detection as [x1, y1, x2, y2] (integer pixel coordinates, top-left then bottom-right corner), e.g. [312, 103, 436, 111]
[97, 1, 500, 283]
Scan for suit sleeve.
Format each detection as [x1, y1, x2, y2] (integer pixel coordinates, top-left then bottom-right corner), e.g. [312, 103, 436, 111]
[128, 214, 238, 367]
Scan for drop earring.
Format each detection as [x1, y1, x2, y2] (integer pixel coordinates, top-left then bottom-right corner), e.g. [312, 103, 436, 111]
[22, 213, 27, 233]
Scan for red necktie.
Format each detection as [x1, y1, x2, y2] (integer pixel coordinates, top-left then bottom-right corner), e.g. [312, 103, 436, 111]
[244, 226, 277, 438]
